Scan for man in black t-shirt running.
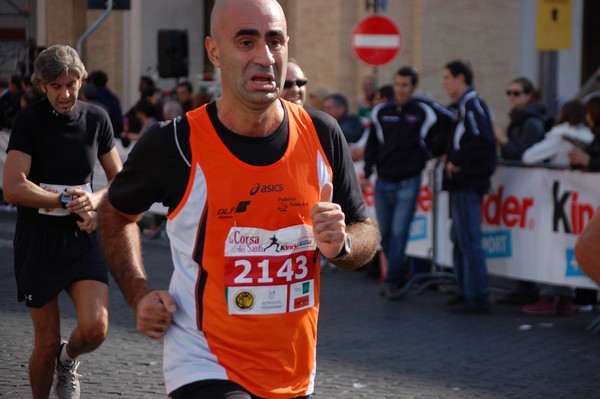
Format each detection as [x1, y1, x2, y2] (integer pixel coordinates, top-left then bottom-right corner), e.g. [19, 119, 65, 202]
[3, 45, 122, 399]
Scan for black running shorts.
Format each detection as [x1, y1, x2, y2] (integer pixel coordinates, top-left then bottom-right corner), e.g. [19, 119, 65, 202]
[13, 220, 109, 307]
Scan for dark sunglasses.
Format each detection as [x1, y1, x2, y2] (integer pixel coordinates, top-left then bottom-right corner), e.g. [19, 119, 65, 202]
[506, 90, 524, 97]
[284, 78, 308, 89]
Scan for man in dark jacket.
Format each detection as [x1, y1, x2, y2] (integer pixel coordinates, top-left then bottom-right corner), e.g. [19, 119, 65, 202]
[442, 60, 496, 314]
[322, 92, 364, 145]
[2, 75, 24, 130]
[88, 70, 124, 137]
[362, 66, 452, 299]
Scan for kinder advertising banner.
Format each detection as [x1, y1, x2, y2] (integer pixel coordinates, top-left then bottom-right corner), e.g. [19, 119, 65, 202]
[410, 164, 600, 289]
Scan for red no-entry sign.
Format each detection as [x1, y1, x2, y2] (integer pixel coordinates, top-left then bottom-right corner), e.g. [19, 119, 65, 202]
[351, 15, 402, 66]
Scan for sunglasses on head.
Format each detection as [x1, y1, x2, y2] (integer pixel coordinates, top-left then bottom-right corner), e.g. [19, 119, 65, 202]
[284, 78, 308, 89]
[506, 90, 524, 97]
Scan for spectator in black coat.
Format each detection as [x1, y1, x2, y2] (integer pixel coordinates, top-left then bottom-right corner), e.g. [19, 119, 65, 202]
[88, 70, 124, 137]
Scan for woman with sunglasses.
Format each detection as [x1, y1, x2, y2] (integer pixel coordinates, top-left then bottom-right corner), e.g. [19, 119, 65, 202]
[495, 77, 549, 161]
[494, 77, 548, 306]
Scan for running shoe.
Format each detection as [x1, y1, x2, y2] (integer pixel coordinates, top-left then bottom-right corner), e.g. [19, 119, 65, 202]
[54, 341, 81, 399]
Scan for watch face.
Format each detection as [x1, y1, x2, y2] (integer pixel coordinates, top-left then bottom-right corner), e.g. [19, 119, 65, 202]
[61, 193, 73, 205]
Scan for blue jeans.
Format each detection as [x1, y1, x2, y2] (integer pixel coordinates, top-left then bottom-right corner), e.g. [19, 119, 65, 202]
[375, 175, 421, 286]
[449, 189, 490, 306]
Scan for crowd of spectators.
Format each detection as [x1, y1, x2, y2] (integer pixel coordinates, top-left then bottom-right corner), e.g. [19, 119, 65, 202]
[290, 60, 600, 315]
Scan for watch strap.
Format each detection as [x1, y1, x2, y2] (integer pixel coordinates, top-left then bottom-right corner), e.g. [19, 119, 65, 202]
[331, 235, 351, 261]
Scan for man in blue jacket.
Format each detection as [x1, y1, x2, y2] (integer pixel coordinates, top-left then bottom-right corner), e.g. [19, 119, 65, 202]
[442, 60, 496, 314]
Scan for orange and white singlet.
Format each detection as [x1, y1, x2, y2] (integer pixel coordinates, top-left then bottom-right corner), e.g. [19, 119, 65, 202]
[163, 101, 332, 398]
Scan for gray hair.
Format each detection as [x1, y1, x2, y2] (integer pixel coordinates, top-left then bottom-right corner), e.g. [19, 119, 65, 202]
[31, 44, 87, 86]
[163, 99, 184, 119]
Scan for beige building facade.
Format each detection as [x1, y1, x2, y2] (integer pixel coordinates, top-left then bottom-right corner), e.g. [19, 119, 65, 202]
[1, 0, 597, 129]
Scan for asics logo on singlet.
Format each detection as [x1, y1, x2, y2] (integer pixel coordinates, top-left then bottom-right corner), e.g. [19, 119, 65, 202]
[249, 183, 284, 196]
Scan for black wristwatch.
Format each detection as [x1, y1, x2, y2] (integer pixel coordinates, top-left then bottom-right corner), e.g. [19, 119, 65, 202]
[60, 191, 72, 208]
[331, 235, 352, 261]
